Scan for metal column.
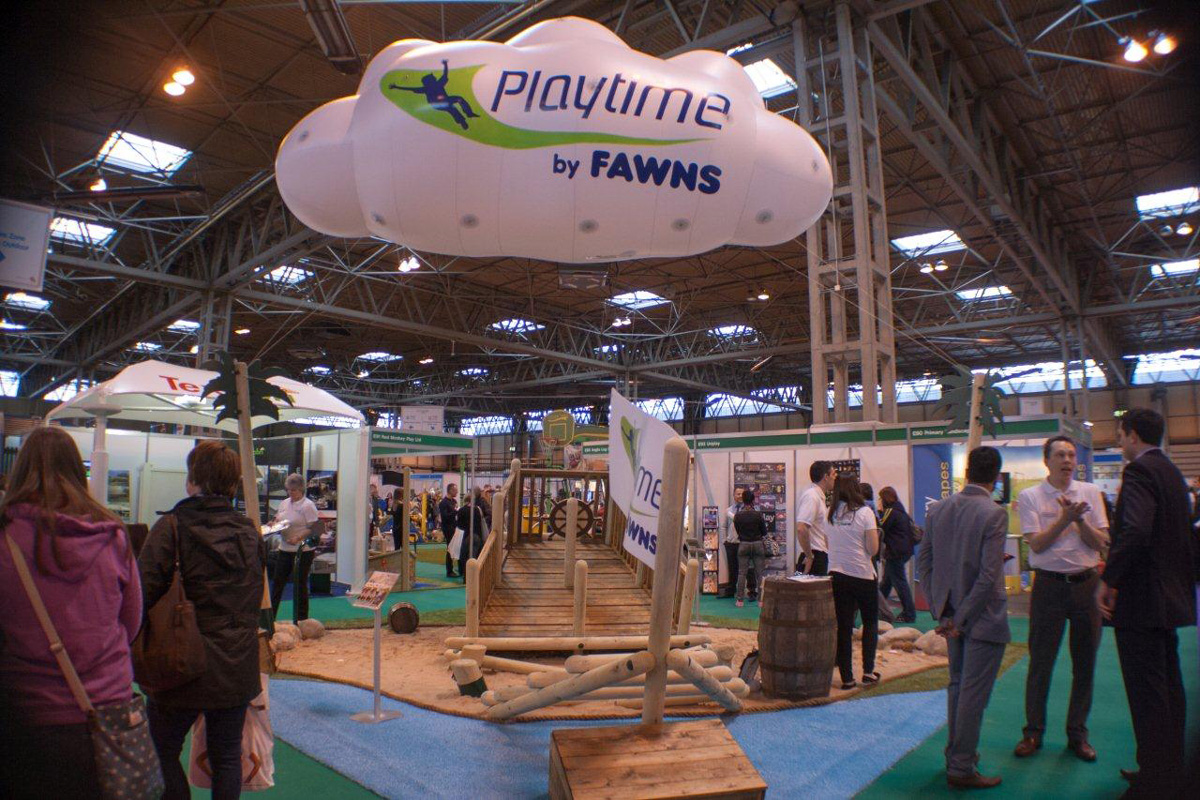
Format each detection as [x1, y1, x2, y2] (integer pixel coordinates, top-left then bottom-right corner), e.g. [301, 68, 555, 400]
[196, 292, 233, 366]
[796, 2, 897, 424]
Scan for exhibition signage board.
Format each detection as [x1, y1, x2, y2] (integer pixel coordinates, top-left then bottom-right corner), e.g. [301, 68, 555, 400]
[369, 428, 472, 456]
[352, 571, 400, 609]
[0, 199, 52, 292]
[400, 405, 444, 432]
[608, 389, 685, 570]
[274, 17, 832, 263]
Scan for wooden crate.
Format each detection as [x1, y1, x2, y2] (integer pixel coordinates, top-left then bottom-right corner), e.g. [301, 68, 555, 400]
[549, 719, 766, 800]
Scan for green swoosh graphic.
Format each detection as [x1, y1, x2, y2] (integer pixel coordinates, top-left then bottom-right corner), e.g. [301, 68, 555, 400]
[380, 65, 703, 150]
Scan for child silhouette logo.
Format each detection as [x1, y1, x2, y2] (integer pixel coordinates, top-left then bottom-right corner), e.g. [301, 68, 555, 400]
[388, 60, 479, 130]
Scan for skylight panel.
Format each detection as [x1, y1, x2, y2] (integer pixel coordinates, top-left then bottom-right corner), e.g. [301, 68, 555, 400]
[1, 320, 28, 330]
[4, 293, 50, 311]
[357, 351, 402, 363]
[488, 318, 545, 334]
[956, 285, 1013, 302]
[167, 319, 200, 333]
[707, 324, 758, 339]
[50, 217, 116, 246]
[304, 365, 331, 375]
[1149, 258, 1199, 278]
[459, 415, 513, 435]
[261, 265, 313, 286]
[1135, 187, 1198, 220]
[594, 344, 622, 354]
[459, 367, 489, 377]
[45, 379, 94, 403]
[1131, 348, 1200, 385]
[0, 371, 18, 398]
[608, 291, 669, 310]
[97, 130, 192, 176]
[132, 341, 161, 352]
[727, 44, 796, 98]
[891, 230, 965, 257]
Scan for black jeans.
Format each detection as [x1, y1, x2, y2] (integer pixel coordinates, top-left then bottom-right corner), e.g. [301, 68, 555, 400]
[879, 555, 916, 621]
[723, 542, 757, 598]
[832, 571, 879, 683]
[1, 719, 101, 799]
[797, 549, 829, 576]
[148, 701, 248, 800]
[1023, 570, 1101, 743]
[1116, 627, 1188, 798]
[270, 548, 315, 622]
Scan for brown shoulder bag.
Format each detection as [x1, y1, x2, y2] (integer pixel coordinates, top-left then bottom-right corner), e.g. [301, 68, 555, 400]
[132, 514, 208, 691]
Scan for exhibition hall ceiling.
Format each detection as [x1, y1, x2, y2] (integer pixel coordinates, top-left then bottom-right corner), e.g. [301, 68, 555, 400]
[2, 0, 1196, 420]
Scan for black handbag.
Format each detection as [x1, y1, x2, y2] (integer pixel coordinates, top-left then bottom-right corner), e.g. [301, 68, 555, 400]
[6, 534, 165, 799]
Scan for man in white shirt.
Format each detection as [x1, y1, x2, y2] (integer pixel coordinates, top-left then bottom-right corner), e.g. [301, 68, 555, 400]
[1014, 436, 1109, 763]
[796, 461, 836, 575]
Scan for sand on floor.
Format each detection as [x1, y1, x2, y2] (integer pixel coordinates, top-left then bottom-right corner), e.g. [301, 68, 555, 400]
[275, 624, 949, 722]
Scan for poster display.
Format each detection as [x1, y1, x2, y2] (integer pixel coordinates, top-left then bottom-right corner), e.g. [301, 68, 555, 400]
[353, 571, 400, 609]
[733, 462, 787, 580]
[829, 459, 861, 482]
[0, 198, 52, 292]
[700, 505, 720, 595]
[307, 470, 338, 510]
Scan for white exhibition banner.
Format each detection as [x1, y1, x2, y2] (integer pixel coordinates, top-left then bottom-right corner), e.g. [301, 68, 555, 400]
[0, 198, 52, 292]
[400, 405, 444, 432]
[608, 389, 686, 570]
[275, 16, 832, 263]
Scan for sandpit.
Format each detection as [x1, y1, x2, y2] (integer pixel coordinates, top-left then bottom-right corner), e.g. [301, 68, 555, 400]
[275, 624, 949, 722]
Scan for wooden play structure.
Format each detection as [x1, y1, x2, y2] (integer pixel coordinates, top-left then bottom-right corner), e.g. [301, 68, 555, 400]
[450, 442, 766, 798]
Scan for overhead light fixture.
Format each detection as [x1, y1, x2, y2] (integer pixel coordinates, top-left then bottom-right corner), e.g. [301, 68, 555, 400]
[234, 327, 250, 335]
[1160, 223, 1176, 236]
[1121, 37, 1148, 63]
[919, 263, 934, 274]
[1152, 31, 1177, 55]
[419, 357, 434, 365]
[172, 68, 195, 86]
[750, 355, 774, 373]
[356, 370, 368, 378]
[189, 345, 199, 354]
[1178, 221, 1194, 236]
[934, 260, 948, 272]
[398, 255, 420, 273]
[756, 290, 770, 301]
[163, 81, 186, 96]
[300, 0, 363, 74]
[89, 177, 107, 192]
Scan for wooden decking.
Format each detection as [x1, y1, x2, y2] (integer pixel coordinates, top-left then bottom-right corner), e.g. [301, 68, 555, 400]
[480, 537, 651, 637]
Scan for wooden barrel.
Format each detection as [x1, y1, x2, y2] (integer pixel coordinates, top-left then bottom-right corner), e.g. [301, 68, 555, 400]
[388, 602, 420, 634]
[757, 577, 836, 700]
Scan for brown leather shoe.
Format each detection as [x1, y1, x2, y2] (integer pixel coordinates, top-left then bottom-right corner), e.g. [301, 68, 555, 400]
[1068, 741, 1097, 762]
[946, 772, 1002, 789]
[1013, 737, 1041, 758]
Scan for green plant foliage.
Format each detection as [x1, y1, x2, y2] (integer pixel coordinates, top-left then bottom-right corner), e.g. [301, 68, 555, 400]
[201, 351, 293, 424]
[935, 366, 1010, 437]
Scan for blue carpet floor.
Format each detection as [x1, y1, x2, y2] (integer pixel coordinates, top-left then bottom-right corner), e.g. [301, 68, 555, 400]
[268, 678, 945, 799]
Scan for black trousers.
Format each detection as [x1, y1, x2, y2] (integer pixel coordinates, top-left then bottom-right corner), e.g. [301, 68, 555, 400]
[832, 571, 879, 683]
[723, 542, 757, 598]
[1115, 627, 1188, 798]
[797, 549, 829, 576]
[148, 701, 248, 800]
[1023, 570, 1101, 743]
[270, 548, 315, 623]
[0, 718, 101, 799]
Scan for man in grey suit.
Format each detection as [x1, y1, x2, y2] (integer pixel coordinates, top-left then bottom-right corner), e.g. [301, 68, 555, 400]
[917, 446, 1010, 789]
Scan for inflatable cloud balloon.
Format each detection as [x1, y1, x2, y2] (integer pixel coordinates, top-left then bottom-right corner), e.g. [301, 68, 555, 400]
[275, 16, 832, 262]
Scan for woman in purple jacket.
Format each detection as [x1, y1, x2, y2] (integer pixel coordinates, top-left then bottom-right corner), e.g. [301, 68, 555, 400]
[0, 426, 143, 799]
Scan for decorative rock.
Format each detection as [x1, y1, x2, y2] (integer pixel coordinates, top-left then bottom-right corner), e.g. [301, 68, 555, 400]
[878, 620, 894, 633]
[890, 641, 917, 652]
[298, 618, 326, 640]
[879, 626, 922, 646]
[916, 630, 949, 657]
[276, 622, 301, 641]
[271, 631, 297, 652]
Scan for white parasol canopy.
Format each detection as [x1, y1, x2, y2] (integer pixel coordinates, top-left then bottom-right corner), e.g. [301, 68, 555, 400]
[45, 359, 363, 502]
[46, 359, 363, 430]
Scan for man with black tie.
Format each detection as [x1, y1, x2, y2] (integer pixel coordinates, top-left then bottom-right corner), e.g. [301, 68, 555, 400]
[1096, 408, 1197, 799]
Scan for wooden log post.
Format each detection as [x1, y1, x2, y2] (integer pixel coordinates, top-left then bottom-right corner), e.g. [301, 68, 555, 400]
[494, 677, 748, 703]
[667, 649, 744, 712]
[232, 361, 260, 527]
[399, 466, 413, 591]
[573, 559, 588, 634]
[966, 371, 986, 454]
[527, 665, 734, 689]
[486, 651, 655, 721]
[444, 633, 711, 651]
[465, 559, 481, 637]
[450, 658, 487, 697]
[442, 649, 569, 678]
[565, 648, 719, 673]
[676, 558, 700, 634]
[615, 681, 751, 709]
[642, 437, 691, 725]
[564, 498, 579, 587]
[461, 643, 487, 665]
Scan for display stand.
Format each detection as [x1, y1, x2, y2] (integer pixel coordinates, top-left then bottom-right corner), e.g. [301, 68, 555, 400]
[700, 505, 719, 594]
[350, 571, 403, 724]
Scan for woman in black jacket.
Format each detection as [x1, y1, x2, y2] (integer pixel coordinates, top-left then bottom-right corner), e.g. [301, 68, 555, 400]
[455, 487, 489, 582]
[139, 440, 266, 800]
[878, 486, 917, 623]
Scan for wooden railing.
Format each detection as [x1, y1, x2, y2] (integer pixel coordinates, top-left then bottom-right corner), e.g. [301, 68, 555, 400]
[466, 458, 520, 636]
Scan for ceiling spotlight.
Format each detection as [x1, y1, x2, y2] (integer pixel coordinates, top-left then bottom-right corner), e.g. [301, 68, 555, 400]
[934, 260, 948, 272]
[163, 81, 186, 96]
[756, 290, 770, 301]
[356, 370, 368, 378]
[398, 255, 420, 272]
[1122, 37, 1148, 63]
[189, 345, 199, 354]
[89, 177, 107, 192]
[172, 68, 195, 86]
[919, 263, 934, 274]
[1177, 221, 1194, 236]
[419, 357, 434, 365]
[234, 327, 250, 335]
[1152, 32, 1177, 55]
[1160, 224, 1176, 236]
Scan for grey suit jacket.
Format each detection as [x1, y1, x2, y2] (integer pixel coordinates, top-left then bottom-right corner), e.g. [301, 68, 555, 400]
[916, 484, 1011, 644]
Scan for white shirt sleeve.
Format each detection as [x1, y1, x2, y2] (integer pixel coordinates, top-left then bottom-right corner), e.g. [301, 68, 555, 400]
[1016, 488, 1040, 535]
[301, 499, 320, 525]
[796, 490, 818, 529]
[1085, 485, 1109, 530]
[856, 506, 878, 531]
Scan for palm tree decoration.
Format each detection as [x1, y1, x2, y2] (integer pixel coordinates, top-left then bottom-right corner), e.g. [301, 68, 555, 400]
[201, 351, 292, 424]
[936, 365, 1038, 450]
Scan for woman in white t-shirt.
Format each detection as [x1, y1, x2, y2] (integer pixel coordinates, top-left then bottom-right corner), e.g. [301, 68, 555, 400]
[826, 475, 881, 689]
[269, 473, 320, 623]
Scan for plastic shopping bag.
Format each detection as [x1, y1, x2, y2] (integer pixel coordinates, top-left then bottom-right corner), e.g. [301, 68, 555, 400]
[448, 527, 466, 560]
[188, 674, 275, 791]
